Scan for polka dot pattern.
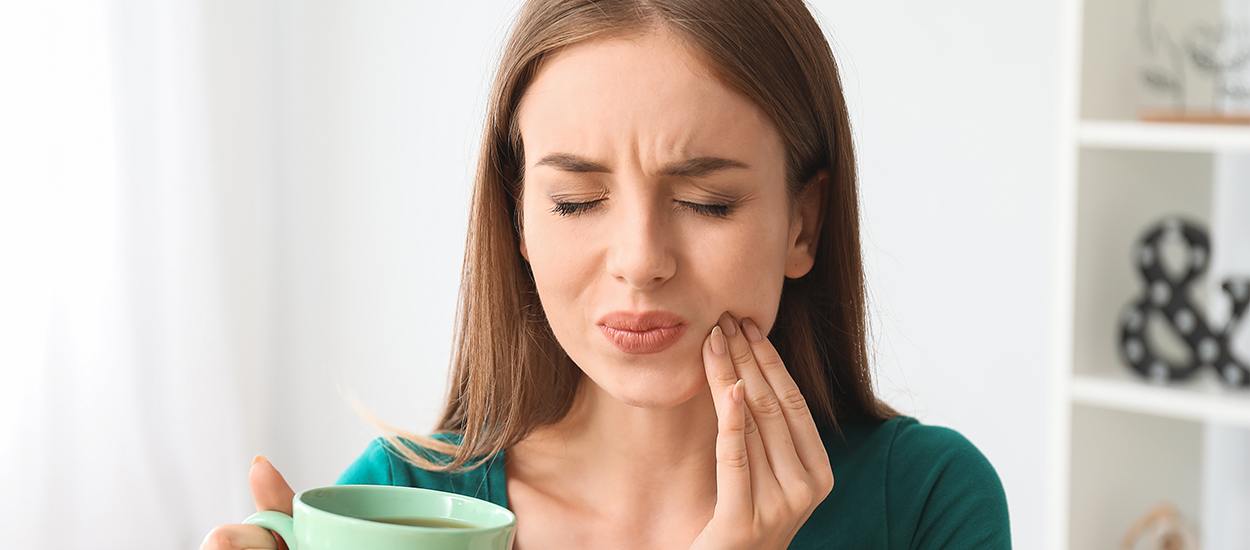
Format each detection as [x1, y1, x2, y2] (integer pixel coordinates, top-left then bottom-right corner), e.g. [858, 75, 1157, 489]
[1117, 216, 1250, 388]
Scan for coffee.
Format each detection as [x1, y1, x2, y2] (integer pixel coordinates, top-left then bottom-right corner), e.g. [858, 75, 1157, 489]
[369, 516, 478, 529]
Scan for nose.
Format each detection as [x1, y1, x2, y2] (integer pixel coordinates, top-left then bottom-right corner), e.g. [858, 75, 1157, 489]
[605, 194, 677, 291]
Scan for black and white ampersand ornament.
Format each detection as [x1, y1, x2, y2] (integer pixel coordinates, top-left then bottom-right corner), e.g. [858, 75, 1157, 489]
[1118, 216, 1250, 388]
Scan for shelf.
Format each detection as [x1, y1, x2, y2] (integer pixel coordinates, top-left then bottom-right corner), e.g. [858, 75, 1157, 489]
[1070, 370, 1250, 428]
[1078, 120, 1250, 152]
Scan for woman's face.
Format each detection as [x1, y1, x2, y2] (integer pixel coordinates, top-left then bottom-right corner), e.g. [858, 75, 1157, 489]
[516, 30, 823, 408]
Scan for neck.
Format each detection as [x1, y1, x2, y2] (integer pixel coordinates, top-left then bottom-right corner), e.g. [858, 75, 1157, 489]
[510, 375, 720, 521]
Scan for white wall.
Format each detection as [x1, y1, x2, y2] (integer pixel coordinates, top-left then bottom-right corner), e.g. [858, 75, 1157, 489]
[814, 3, 1060, 548]
[263, 0, 521, 491]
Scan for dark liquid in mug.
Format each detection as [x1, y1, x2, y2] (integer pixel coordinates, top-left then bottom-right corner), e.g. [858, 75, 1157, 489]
[369, 516, 478, 529]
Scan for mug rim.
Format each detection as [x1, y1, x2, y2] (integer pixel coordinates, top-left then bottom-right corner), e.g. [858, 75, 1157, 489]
[294, 484, 516, 534]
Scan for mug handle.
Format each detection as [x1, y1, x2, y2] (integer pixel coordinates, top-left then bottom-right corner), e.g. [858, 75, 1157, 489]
[243, 511, 297, 550]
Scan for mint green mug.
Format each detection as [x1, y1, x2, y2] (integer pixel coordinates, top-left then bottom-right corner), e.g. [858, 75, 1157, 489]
[243, 484, 516, 550]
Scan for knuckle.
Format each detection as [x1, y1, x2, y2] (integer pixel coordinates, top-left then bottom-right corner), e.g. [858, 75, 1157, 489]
[757, 354, 785, 373]
[730, 347, 755, 366]
[815, 469, 836, 496]
[718, 447, 750, 470]
[742, 412, 760, 437]
[748, 393, 784, 417]
[787, 487, 816, 514]
[778, 386, 809, 413]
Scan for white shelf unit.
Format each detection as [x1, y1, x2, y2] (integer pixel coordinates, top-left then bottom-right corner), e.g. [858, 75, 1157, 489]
[1079, 120, 1250, 152]
[1071, 370, 1250, 428]
[1054, 1, 1250, 549]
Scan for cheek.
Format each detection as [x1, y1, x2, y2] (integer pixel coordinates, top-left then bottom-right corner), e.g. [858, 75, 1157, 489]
[696, 224, 789, 326]
[520, 209, 593, 347]
[521, 199, 568, 276]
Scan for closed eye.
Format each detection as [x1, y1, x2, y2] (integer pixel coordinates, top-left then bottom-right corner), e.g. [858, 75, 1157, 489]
[549, 199, 734, 218]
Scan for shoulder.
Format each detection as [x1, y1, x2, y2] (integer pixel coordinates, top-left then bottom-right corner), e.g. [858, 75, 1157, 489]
[884, 415, 995, 475]
[882, 416, 1012, 548]
[335, 432, 465, 486]
[335, 432, 505, 506]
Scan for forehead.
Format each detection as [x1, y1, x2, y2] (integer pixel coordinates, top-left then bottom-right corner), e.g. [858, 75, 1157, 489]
[515, 31, 782, 169]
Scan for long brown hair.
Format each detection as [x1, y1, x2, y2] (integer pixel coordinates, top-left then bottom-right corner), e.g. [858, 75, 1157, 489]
[367, 0, 898, 473]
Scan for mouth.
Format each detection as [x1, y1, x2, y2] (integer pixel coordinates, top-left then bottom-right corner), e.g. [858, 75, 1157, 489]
[596, 310, 688, 354]
[598, 324, 688, 354]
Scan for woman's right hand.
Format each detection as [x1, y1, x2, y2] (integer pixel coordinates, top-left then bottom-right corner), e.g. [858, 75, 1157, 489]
[199, 456, 297, 550]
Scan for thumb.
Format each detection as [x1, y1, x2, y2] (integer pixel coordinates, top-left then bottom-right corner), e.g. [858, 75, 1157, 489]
[249, 455, 295, 515]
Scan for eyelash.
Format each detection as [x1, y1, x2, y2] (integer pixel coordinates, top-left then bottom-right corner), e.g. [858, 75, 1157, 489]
[549, 199, 734, 218]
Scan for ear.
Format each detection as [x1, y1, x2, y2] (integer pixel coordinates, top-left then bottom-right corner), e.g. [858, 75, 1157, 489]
[784, 168, 827, 279]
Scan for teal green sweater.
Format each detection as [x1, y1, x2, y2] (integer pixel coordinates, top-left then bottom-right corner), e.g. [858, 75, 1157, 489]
[336, 415, 1011, 549]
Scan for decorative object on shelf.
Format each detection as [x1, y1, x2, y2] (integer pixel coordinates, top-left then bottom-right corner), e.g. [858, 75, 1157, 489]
[1119, 502, 1199, 550]
[1137, 0, 1250, 123]
[1118, 216, 1250, 388]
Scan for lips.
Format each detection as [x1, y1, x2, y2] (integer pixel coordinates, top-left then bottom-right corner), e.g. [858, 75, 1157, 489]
[597, 310, 686, 331]
[597, 310, 688, 354]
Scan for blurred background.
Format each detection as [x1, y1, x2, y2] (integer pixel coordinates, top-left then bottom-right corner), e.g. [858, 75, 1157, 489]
[2, 1, 1249, 549]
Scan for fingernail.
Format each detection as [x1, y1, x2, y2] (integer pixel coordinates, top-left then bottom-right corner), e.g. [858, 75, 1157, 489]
[732, 379, 744, 403]
[741, 318, 763, 342]
[252, 455, 266, 466]
[718, 312, 738, 337]
[710, 325, 727, 355]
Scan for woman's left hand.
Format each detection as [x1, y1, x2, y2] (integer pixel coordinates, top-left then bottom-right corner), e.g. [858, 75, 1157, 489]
[689, 312, 835, 550]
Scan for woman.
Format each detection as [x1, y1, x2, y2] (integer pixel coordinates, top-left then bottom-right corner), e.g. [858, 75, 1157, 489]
[202, 1, 1011, 548]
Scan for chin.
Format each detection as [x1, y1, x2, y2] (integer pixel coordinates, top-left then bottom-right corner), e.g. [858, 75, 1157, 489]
[594, 357, 708, 409]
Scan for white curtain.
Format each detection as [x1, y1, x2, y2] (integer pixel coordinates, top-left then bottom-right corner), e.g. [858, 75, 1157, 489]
[0, 2, 512, 547]
[0, 1, 275, 547]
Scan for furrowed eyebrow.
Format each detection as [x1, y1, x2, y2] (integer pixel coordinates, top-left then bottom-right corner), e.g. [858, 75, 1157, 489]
[533, 153, 750, 177]
[660, 156, 751, 177]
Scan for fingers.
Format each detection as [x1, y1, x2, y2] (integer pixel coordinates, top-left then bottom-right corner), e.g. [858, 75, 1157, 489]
[250, 456, 295, 514]
[740, 317, 834, 491]
[705, 315, 779, 504]
[200, 524, 278, 550]
[712, 379, 751, 519]
[704, 324, 740, 413]
[717, 312, 807, 491]
[249, 456, 294, 550]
